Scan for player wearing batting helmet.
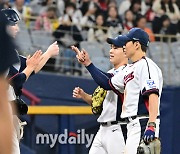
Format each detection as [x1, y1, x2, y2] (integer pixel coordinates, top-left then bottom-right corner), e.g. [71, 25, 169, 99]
[1, 8, 59, 154]
[0, 11, 19, 154]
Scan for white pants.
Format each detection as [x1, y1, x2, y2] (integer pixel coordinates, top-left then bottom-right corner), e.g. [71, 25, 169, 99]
[89, 124, 125, 154]
[12, 116, 21, 154]
[125, 118, 160, 154]
[12, 116, 27, 154]
[12, 128, 20, 154]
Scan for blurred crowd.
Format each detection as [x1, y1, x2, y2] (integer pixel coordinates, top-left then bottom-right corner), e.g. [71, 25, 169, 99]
[0, 0, 180, 44]
[0, 0, 180, 75]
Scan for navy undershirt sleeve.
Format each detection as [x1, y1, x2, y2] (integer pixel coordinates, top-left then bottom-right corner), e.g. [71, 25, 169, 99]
[86, 63, 112, 90]
[98, 68, 113, 78]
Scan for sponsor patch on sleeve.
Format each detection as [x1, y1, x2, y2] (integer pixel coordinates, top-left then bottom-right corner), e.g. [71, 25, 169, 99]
[146, 79, 157, 89]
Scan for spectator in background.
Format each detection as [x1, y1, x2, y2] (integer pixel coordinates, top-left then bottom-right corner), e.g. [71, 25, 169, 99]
[107, 0, 117, 8]
[12, 0, 32, 27]
[123, 10, 134, 32]
[152, 0, 180, 24]
[144, 0, 156, 22]
[57, 0, 65, 16]
[39, 0, 56, 15]
[88, 13, 110, 42]
[53, 2, 83, 75]
[134, 14, 155, 42]
[80, 0, 101, 29]
[64, 0, 81, 9]
[98, 0, 108, 11]
[118, 0, 131, 16]
[53, 2, 83, 47]
[35, 5, 59, 32]
[152, 0, 180, 36]
[129, 0, 142, 19]
[158, 15, 177, 41]
[106, 6, 124, 37]
[57, 0, 81, 17]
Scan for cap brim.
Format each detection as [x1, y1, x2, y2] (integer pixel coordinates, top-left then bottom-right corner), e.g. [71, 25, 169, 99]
[107, 35, 131, 47]
[106, 38, 115, 45]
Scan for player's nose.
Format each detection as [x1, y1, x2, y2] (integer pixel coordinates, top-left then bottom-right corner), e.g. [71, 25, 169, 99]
[109, 48, 113, 54]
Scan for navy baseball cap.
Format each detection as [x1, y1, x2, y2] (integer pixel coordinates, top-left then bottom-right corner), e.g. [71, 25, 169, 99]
[123, 28, 150, 47]
[106, 35, 127, 47]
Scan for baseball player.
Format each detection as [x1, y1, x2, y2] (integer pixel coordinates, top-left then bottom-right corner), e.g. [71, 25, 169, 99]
[1, 8, 59, 154]
[71, 36, 128, 154]
[77, 28, 163, 154]
[0, 11, 19, 154]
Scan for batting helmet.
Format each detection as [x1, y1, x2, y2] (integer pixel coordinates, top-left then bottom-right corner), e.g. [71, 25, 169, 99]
[1, 8, 20, 26]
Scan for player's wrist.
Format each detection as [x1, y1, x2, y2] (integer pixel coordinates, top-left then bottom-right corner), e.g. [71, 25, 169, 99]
[45, 51, 52, 58]
[85, 61, 92, 67]
[148, 122, 156, 128]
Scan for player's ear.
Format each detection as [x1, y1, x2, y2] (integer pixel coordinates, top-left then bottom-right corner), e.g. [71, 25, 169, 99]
[135, 41, 141, 50]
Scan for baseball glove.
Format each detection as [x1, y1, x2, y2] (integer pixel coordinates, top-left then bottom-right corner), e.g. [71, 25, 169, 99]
[137, 138, 161, 154]
[91, 86, 107, 115]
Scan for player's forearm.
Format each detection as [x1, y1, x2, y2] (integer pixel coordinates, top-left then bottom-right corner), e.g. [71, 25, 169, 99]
[86, 63, 112, 90]
[148, 94, 159, 122]
[82, 93, 92, 105]
[34, 52, 51, 73]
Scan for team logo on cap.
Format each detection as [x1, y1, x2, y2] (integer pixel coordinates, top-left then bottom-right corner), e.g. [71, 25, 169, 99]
[147, 41, 150, 47]
[133, 38, 139, 41]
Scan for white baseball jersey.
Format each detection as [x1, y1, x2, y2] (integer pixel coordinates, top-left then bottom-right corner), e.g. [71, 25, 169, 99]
[97, 65, 127, 122]
[110, 57, 163, 118]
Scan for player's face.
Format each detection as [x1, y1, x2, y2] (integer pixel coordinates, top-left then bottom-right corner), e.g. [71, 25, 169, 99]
[123, 41, 136, 59]
[7, 24, 19, 38]
[109, 45, 126, 66]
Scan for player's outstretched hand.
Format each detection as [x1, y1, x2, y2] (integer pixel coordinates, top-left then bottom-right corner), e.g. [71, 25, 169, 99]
[81, 49, 91, 66]
[46, 41, 59, 57]
[71, 46, 85, 62]
[73, 87, 85, 99]
[71, 46, 92, 66]
[26, 50, 43, 70]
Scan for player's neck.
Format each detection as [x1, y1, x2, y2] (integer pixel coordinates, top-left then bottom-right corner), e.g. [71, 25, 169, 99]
[114, 60, 128, 69]
[131, 50, 146, 62]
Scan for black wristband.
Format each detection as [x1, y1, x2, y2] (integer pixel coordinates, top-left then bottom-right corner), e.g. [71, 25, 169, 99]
[148, 122, 156, 128]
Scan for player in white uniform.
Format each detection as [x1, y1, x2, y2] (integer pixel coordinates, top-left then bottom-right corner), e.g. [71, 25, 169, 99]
[78, 28, 163, 154]
[1, 8, 59, 154]
[71, 36, 128, 154]
[0, 12, 19, 154]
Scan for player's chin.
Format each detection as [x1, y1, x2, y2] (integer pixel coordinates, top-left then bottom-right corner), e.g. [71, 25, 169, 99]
[109, 58, 114, 64]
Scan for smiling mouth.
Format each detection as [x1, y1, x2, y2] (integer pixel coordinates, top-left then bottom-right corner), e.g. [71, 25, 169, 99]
[110, 55, 114, 59]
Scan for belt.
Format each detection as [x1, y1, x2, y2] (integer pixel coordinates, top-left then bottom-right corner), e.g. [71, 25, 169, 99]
[100, 121, 118, 126]
[124, 116, 137, 123]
